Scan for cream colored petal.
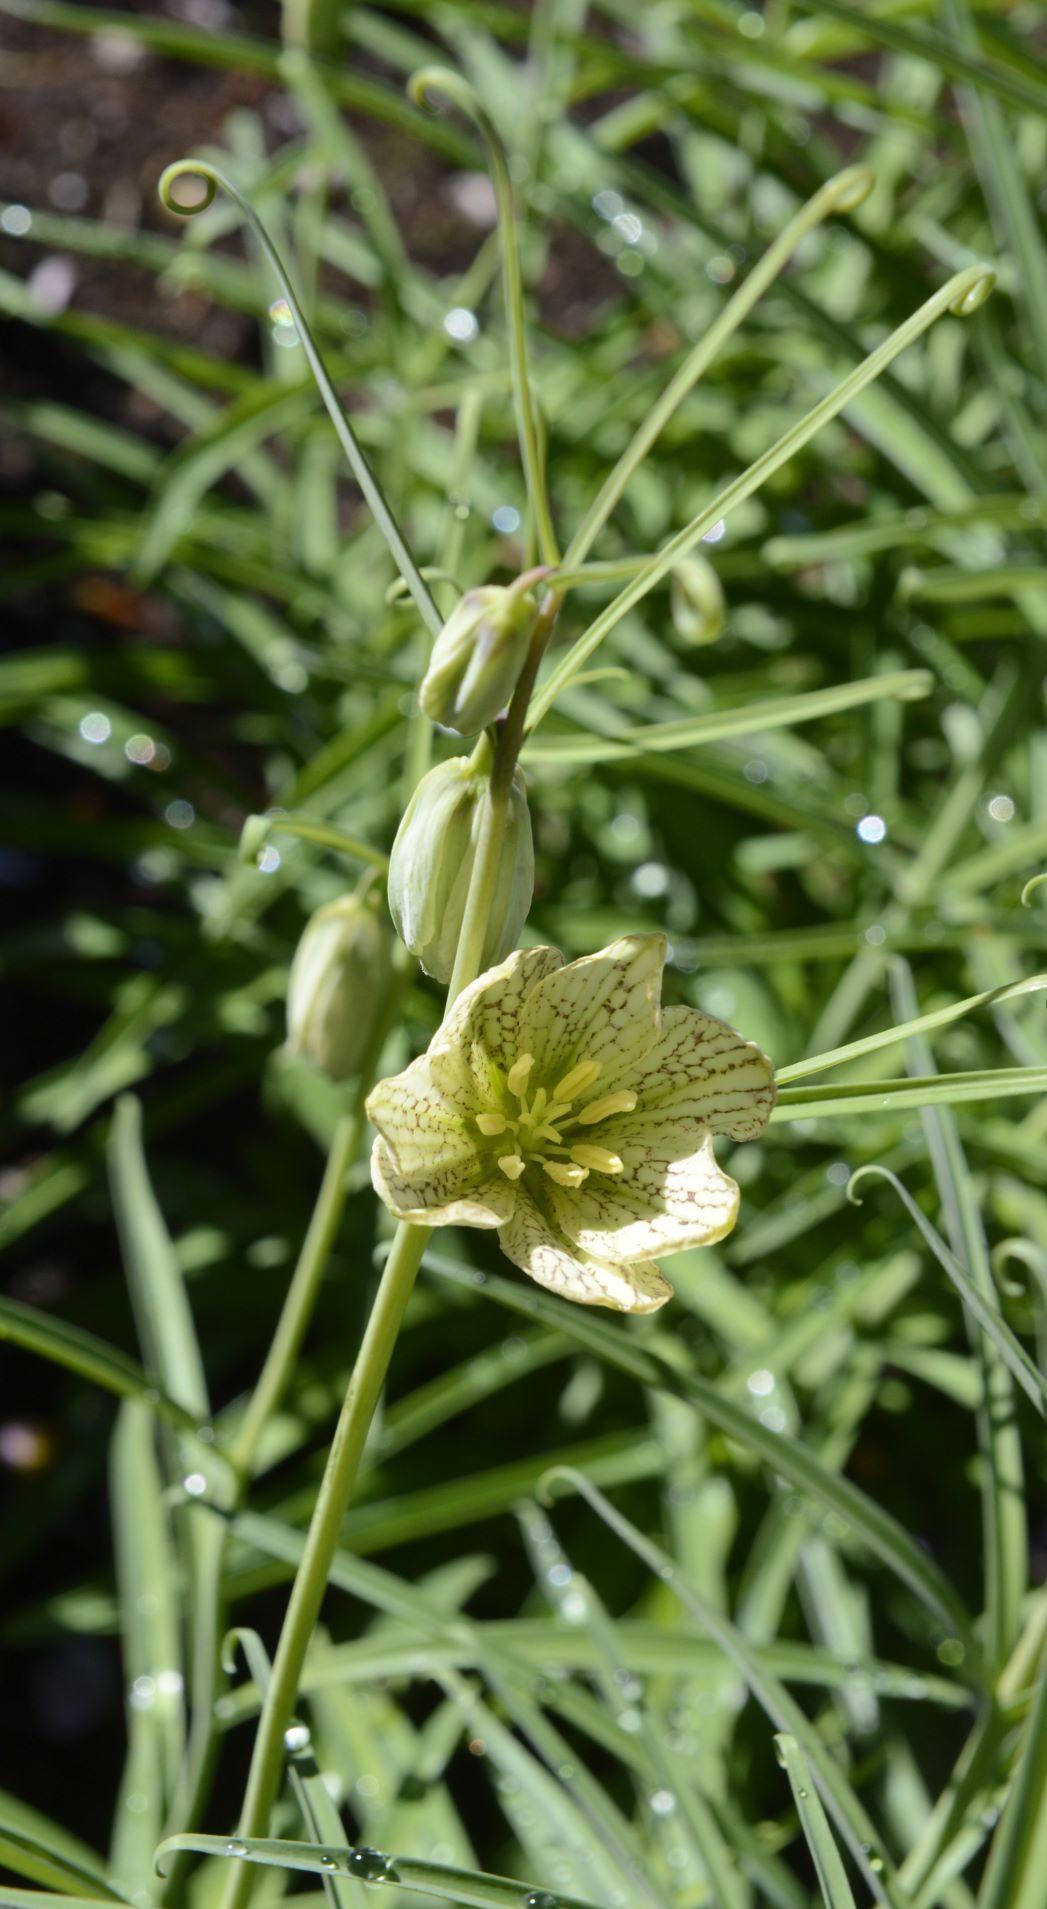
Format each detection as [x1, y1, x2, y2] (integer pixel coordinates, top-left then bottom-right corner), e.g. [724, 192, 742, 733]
[366, 1049, 476, 1160]
[432, 944, 565, 1100]
[370, 1137, 514, 1227]
[498, 1190, 672, 1314]
[516, 934, 667, 1092]
[551, 1128, 740, 1263]
[630, 1005, 775, 1139]
[365, 1048, 484, 1216]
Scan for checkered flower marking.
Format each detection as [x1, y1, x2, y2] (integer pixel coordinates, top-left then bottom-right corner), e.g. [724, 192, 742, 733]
[366, 936, 776, 1314]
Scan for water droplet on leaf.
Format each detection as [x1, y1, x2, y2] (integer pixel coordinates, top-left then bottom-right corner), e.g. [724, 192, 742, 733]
[348, 1848, 397, 1883]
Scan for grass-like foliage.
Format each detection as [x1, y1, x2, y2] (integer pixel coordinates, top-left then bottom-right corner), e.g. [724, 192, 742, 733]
[2, 3, 1047, 1908]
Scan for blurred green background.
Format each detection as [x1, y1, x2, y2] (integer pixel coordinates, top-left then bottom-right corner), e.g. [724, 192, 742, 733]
[2, 3, 1047, 1906]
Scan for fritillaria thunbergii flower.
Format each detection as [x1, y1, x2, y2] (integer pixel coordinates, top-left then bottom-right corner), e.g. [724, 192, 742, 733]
[367, 935, 775, 1313]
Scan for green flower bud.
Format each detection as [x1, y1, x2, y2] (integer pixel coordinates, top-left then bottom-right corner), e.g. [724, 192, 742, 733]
[286, 893, 392, 1080]
[388, 756, 534, 982]
[239, 813, 273, 865]
[419, 585, 538, 735]
[670, 556, 725, 647]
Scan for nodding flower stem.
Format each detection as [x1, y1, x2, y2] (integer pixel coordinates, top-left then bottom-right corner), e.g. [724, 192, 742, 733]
[528, 262, 995, 730]
[563, 164, 875, 570]
[158, 160, 442, 640]
[408, 68, 561, 572]
[446, 586, 561, 1004]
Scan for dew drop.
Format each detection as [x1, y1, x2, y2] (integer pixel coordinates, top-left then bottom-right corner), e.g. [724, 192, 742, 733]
[524, 1894, 558, 1909]
[320, 1856, 339, 1872]
[284, 1721, 311, 1753]
[226, 1841, 247, 1858]
[348, 1848, 397, 1883]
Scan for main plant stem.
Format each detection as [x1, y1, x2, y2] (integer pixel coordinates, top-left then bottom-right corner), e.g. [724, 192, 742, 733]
[219, 1219, 429, 1909]
[219, 602, 560, 1909]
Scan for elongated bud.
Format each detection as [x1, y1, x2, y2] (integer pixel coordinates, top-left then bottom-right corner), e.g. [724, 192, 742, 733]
[419, 584, 538, 735]
[670, 556, 725, 647]
[388, 756, 534, 981]
[286, 892, 392, 1080]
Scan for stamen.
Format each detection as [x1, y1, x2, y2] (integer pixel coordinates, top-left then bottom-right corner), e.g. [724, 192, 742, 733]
[507, 1053, 534, 1097]
[528, 1087, 548, 1122]
[497, 1154, 526, 1181]
[570, 1144, 624, 1175]
[476, 1112, 508, 1136]
[577, 1091, 637, 1126]
[554, 1059, 602, 1101]
[543, 1160, 589, 1188]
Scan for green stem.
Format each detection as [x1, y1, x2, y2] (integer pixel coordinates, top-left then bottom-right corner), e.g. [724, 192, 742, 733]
[447, 589, 562, 1002]
[229, 1111, 361, 1477]
[408, 68, 560, 569]
[527, 261, 995, 730]
[242, 814, 390, 870]
[158, 159, 442, 639]
[563, 163, 874, 569]
[217, 1219, 430, 1909]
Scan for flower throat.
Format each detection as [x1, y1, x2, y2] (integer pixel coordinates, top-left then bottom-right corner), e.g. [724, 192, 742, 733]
[474, 1053, 637, 1189]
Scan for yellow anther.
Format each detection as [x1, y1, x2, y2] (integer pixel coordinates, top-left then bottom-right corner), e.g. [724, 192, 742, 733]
[543, 1160, 589, 1188]
[507, 1053, 534, 1097]
[554, 1059, 602, 1101]
[577, 1091, 638, 1126]
[570, 1144, 624, 1175]
[476, 1112, 507, 1136]
[497, 1154, 526, 1181]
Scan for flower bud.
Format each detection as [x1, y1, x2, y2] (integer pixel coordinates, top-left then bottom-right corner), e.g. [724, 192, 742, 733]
[239, 813, 273, 865]
[286, 893, 392, 1080]
[670, 556, 725, 647]
[388, 756, 534, 982]
[419, 585, 538, 735]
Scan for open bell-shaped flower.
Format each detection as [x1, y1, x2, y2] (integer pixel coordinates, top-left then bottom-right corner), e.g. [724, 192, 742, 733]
[367, 934, 775, 1314]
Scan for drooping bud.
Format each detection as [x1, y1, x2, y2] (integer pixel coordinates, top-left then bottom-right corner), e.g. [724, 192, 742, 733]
[669, 556, 725, 647]
[419, 584, 538, 735]
[388, 756, 534, 982]
[286, 891, 392, 1080]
